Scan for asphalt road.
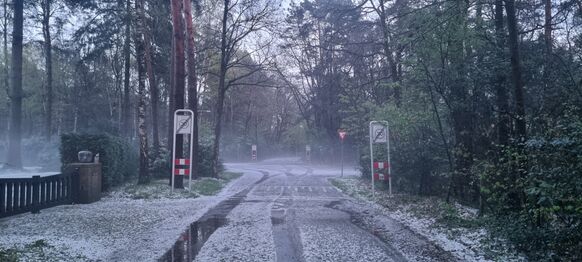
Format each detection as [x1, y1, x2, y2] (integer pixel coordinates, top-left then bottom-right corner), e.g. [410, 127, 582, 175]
[191, 158, 455, 262]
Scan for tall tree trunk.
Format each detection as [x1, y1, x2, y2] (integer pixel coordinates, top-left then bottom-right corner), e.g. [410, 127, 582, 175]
[212, 0, 230, 178]
[142, 2, 160, 155]
[542, 0, 553, 117]
[449, 0, 473, 201]
[475, 0, 485, 216]
[170, 0, 185, 187]
[6, 0, 23, 169]
[505, 0, 527, 209]
[376, 0, 401, 106]
[122, 0, 131, 138]
[41, 0, 53, 141]
[505, 0, 527, 142]
[544, 0, 552, 54]
[167, 41, 175, 153]
[135, 0, 149, 184]
[495, 0, 510, 147]
[113, 41, 123, 133]
[493, 0, 510, 214]
[1, 0, 8, 140]
[184, 0, 199, 179]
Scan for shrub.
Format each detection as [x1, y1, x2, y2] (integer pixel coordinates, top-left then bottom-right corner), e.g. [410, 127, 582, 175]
[198, 143, 223, 177]
[149, 143, 221, 179]
[60, 134, 137, 190]
[150, 147, 171, 179]
[357, 102, 451, 196]
[481, 116, 582, 260]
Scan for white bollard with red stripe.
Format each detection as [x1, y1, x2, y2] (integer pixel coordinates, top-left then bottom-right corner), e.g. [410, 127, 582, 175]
[373, 161, 390, 170]
[373, 173, 390, 181]
[174, 158, 191, 176]
[175, 159, 190, 166]
[174, 168, 190, 175]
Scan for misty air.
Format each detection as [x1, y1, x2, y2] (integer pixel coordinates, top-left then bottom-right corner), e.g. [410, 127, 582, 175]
[0, 0, 580, 261]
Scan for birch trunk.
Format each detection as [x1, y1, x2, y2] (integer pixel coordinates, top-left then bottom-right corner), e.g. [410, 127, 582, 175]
[135, 0, 150, 184]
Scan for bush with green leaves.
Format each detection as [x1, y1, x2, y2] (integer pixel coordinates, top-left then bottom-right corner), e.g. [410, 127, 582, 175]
[149, 142, 221, 178]
[481, 115, 582, 260]
[149, 147, 171, 178]
[60, 134, 137, 190]
[357, 100, 451, 196]
[198, 143, 223, 177]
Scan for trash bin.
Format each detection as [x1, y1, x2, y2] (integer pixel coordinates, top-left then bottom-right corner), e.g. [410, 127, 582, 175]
[66, 162, 102, 204]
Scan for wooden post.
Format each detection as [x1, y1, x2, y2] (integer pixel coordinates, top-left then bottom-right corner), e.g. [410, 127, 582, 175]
[71, 167, 80, 204]
[0, 181, 5, 214]
[31, 175, 40, 214]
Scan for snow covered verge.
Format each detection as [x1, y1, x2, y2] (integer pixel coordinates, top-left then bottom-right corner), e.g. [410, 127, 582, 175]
[0, 171, 255, 262]
[329, 177, 526, 262]
[110, 172, 242, 200]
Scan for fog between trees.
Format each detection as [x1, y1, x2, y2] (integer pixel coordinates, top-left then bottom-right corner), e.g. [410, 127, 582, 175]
[1, 1, 582, 259]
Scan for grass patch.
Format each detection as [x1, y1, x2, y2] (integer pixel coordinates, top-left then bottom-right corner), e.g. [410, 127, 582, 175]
[0, 239, 88, 262]
[191, 178, 222, 195]
[193, 172, 243, 196]
[435, 202, 483, 229]
[330, 177, 480, 228]
[220, 171, 243, 182]
[0, 247, 18, 262]
[118, 172, 243, 199]
[123, 179, 199, 199]
[330, 177, 374, 199]
[329, 178, 349, 192]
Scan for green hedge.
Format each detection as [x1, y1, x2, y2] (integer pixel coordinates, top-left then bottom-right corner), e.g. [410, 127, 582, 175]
[60, 134, 138, 191]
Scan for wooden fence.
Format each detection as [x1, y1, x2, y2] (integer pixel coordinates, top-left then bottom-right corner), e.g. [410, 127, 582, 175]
[0, 172, 75, 219]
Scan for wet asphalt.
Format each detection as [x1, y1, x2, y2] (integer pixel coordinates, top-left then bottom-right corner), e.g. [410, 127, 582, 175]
[196, 159, 405, 262]
[171, 158, 454, 262]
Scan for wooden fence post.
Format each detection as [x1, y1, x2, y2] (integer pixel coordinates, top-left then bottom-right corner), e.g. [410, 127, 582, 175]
[72, 168, 80, 204]
[31, 175, 40, 214]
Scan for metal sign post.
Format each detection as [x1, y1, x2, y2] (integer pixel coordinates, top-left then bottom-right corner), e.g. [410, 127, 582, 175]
[251, 144, 257, 161]
[172, 109, 195, 192]
[369, 121, 392, 198]
[237, 144, 240, 161]
[338, 129, 347, 177]
[306, 145, 311, 163]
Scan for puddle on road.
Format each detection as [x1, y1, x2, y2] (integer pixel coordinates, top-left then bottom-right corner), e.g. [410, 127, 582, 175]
[324, 200, 343, 209]
[271, 216, 285, 225]
[271, 207, 303, 262]
[271, 208, 285, 225]
[158, 216, 227, 262]
[159, 173, 268, 262]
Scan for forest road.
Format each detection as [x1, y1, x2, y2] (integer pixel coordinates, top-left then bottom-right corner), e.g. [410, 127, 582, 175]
[191, 157, 456, 262]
